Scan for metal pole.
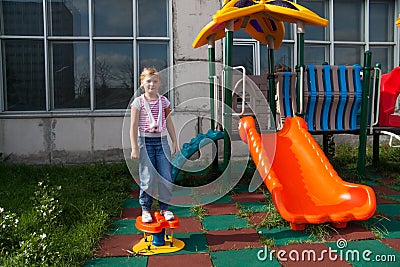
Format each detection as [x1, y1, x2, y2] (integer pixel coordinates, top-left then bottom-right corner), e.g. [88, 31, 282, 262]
[208, 36, 219, 168]
[223, 21, 233, 168]
[208, 37, 216, 131]
[357, 51, 372, 177]
[267, 36, 276, 129]
[296, 20, 305, 117]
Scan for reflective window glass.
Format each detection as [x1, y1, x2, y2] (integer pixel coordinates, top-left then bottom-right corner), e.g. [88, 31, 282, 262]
[94, 0, 132, 37]
[1, 0, 43, 36]
[370, 46, 393, 74]
[261, 43, 293, 73]
[334, 0, 363, 42]
[94, 42, 133, 109]
[138, 42, 169, 95]
[51, 42, 90, 109]
[369, 0, 394, 42]
[48, 0, 89, 36]
[234, 29, 250, 39]
[304, 44, 328, 65]
[138, 42, 168, 76]
[3, 40, 45, 111]
[334, 45, 363, 65]
[298, 0, 328, 41]
[232, 45, 254, 75]
[138, 0, 168, 37]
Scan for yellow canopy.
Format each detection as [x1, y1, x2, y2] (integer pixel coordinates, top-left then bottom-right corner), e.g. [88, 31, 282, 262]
[396, 14, 400, 28]
[193, 0, 328, 49]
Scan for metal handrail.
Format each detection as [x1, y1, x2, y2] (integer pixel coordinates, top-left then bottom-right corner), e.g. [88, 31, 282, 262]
[381, 130, 400, 148]
[231, 66, 246, 116]
[370, 67, 382, 134]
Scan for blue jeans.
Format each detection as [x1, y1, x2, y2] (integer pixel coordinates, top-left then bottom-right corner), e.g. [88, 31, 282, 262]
[138, 136, 172, 212]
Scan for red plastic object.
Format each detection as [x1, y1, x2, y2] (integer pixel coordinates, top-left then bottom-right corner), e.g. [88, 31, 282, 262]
[239, 116, 376, 231]
[379, 67, 400, 127]
[135, 212, 180, 234]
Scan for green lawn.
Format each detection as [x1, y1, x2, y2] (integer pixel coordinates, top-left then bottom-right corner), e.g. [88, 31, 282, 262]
[0, 162, 134, 267]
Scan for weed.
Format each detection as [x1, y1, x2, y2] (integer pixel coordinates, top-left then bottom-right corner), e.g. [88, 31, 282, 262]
[360, 215, 390, 239]
[260, 236, 276, 248]
[305, 224, 337, 241]
[190, 205, 208, 222]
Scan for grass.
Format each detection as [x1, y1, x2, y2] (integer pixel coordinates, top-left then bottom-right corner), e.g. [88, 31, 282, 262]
[0, 162, 133, 267]
[0, 142, 398, 265]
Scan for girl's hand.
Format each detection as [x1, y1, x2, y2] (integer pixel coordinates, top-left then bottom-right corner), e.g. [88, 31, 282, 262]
[131, 148, 140, 159]
[171, 141, 179, 157]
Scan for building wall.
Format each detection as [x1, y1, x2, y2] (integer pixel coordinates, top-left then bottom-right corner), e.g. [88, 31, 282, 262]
[0, 0, 229, 164]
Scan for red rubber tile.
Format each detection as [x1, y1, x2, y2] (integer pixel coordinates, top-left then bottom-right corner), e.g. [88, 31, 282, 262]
[118, 207, 141, 220]
[204, 203, 239, 215]
[130, 189, 140, 198]
[381, 238, 400, 252]
[230, 192, 267, 203]
[173, 217, 203, 233]
[94, 234, 142, 257]
[377, 197, 398, 204]
[325, 222, 375, 242]
[371, 185, 400, 195]
[147, 253, 212, 267]
[277, 243, 351, 266]
[205, 228, 263, 251]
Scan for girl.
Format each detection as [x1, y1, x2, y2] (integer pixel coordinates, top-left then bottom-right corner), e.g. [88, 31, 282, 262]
[130, 67, 178, 223]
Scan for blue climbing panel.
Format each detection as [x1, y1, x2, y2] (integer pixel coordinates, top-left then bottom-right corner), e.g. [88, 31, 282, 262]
[171, 130, 224, 182]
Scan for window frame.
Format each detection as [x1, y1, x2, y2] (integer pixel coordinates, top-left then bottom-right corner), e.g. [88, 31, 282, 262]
[232, 0, 399, 75]
[0, 0, 173, 116]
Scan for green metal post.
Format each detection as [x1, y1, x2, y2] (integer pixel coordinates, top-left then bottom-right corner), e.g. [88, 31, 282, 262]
[208, 37, 218, 168]
[267, 36, 276, 129]
[208, 38, 216, 131]
[357, 51, 372, 177]
[296, 21, 305, 117]
[223, 22, 233, 168]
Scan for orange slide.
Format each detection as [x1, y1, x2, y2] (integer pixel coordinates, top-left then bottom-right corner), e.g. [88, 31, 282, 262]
[238, 116, 376, 231]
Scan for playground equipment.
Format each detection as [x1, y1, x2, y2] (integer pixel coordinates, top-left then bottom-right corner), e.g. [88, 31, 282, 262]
[190, 0, 379, 230]
[133, 212, 184, 255]
[238, 116, 376, 230]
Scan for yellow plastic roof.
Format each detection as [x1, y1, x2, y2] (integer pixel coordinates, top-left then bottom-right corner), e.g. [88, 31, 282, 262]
[193, 0, 328, 49]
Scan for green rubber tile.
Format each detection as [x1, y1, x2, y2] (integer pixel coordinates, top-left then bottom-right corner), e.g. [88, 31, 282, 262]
[131, 183, 140, 190]
[107, 219, 141, 235]
[372, 216, 400, 239]
[202, 214, 249, 231]
[201, 194, 233, 204]
[211, 248, 281, 267]
[326, 239, 400, 267]
[171, 188, 193, 197]
[168, 206, 195, 218]
[238, 202, 268, 213]
[257, 226, 316, 246]
[84, 256, 147, 267]
[157, 232, 209, 255]
[362, 180, 380, 186]
[376, 204, 400, 217]
[123, 198, 141, 208]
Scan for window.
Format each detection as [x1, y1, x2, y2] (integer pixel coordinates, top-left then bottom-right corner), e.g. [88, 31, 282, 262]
[51, 41, 90, 109]
[0, 0, 171, 113]
[232, 0, 397, 75]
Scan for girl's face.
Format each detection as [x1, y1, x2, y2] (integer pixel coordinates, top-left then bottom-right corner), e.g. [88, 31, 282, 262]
[142, 74, 160, 95]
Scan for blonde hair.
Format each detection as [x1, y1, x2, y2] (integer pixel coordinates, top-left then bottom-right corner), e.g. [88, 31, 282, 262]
[140, 67, 159, 85]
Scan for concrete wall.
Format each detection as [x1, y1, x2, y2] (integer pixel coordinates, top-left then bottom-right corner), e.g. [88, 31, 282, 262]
[0, 0, 226, 164]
